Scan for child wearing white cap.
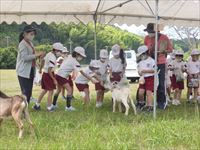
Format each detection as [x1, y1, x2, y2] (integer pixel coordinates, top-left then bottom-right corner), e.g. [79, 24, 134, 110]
[137, 45, 155, 112]
[75, 60, 103, 105]
[33, 42, 64, 111]
[166, 51, 176, 102]
[186, 49, 200, 103]
[108, 44, 126, 82]
[169, 50, 186, 105]
[52, 46, 86, 111]
[56, 46, 71, 101]
[95, 49, 109, 108]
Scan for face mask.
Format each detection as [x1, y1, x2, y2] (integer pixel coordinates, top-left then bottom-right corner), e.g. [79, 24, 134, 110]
[100, 58, 106, 62]
[26, 34, 35, 41]
[148, 33, 155, 38]
[56, 51, 62, 57]
[141, 54, 147, 60]
[114, 55, 119, 59]
[62, 53, 68, 58]
[93, 69, 98, 73]
[176, 57, 182, 62]
[77, 56, 83, 61]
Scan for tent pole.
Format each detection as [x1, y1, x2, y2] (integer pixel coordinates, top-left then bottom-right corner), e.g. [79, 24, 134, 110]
[153, 0, 159, 119]
[93, 15, 97, 60]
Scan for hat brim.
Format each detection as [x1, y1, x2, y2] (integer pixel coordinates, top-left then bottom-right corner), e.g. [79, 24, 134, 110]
[144, 28, 155, 33]
[80, 54, 86, 58]
[112, 51, 120, 56]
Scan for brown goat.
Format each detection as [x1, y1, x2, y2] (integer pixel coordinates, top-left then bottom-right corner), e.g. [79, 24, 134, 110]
[0, 91, 34, 139]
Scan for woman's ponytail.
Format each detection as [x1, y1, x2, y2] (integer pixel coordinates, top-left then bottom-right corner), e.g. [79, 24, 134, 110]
[19, 32, 24, 43]
[119, 49, 125, 64]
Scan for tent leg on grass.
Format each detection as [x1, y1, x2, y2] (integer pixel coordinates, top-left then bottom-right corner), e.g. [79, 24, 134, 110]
[153, 0, 159, 119]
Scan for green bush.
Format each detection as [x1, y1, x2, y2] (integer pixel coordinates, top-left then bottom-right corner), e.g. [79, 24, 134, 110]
[0, 47, 18, 69]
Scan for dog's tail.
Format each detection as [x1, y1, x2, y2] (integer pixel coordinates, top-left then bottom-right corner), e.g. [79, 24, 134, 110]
[0, 91, 10, 98]
[128, 95, 137, 115]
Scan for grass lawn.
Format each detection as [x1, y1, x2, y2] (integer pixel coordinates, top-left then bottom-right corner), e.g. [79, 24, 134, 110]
[0, 70, 200, 149]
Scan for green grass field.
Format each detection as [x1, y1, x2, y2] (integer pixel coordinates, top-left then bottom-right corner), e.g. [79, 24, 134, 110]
[0, 70, 200, 150]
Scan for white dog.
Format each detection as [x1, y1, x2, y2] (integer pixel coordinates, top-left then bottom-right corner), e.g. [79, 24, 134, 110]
[104, 78, 137, 116]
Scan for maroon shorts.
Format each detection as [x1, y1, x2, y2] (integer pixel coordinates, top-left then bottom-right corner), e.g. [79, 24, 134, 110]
[55, 74, 74, 88]
[110, 72, 122, 82]
[41, 72, 56, 90]
[95, 82, 105, 91]
[171, 75, 184, 90]
[139, 76, 154, 92]
[76, 83, 89, 92]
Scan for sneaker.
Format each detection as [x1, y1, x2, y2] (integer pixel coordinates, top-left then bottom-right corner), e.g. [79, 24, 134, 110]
[52, 104, 58, 110]
[176, 99, 181, 105]
[172, 99, 178, 105]
[47, 106, 55, 112]
[96, 102, 103, 108]
[33, 104, 41, 110]
[136, 101, 145, 110]
[65, 106, 76, 111]
[189, 95, 193, 101]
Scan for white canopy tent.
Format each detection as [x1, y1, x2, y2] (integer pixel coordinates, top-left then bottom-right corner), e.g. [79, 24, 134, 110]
[1, 0, 200, 118]
[0, 0, 199, 26]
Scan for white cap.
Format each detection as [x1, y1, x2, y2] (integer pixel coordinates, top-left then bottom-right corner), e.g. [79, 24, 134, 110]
[175, 50, 184, 56]
[53, 42, 64, 51]
[137, 45, 148, 57]
[100, 49, 108, 58]
[74, 46, 86, 57]
[89, 60, 100, 68]
[111, 44, 121, 56]
[62, 47, 69, 53]
[191, 49, 200, 55]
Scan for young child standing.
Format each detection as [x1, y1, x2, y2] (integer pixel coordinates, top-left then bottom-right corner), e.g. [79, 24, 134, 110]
[166, 51, 176, 102]
[33, 42, 64, 111]
[108, 44, 126, 82]
[52, 47, 86, 111]
[95, 49, 109, 108]
[75, 60, 103, 105]
[56, 47, 70, 100]
[170, 50, 186, 105]
[186, 49, 200, 103]
[137, 45, 155, 112]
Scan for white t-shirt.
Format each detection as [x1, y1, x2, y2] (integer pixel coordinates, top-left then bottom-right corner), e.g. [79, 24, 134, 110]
[171, 60, 186, 75]
[57, 55, 80, 78]
[108, 57, 126, 72]
[43, 52, 57, 73]
[75, 67, 95, 84]
[186, 60, 200, 74]
[137, 57, 155, 77]
[97, 60, 108, 81]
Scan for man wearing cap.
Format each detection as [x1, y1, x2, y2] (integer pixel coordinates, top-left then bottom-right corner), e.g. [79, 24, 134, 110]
[16, 25, 45, 103]
[144, 23, 173, 109]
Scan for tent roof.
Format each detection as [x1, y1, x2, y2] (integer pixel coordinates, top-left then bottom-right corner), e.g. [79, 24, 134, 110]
[0, 0, 200, 26]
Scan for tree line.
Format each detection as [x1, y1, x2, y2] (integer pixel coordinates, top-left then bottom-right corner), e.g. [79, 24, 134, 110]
[0, 22, 195, 69]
